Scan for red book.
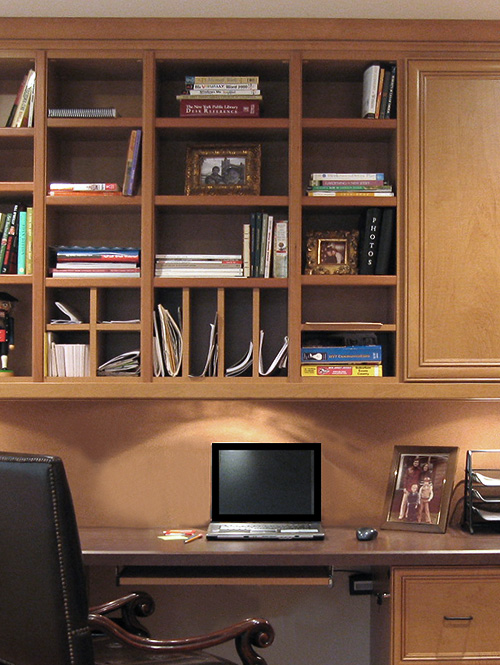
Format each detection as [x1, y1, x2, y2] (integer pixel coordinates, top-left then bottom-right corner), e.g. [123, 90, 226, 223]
[179, 99, 260, 117]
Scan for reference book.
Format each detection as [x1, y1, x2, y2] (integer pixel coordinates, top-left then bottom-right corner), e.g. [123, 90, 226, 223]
[301, 345, 383, 364]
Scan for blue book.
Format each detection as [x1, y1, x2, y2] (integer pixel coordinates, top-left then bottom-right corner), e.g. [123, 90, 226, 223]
[301, 345, 382, 364]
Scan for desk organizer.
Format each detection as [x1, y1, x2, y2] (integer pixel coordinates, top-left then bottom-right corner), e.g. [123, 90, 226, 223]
[463, 449, 500, 533]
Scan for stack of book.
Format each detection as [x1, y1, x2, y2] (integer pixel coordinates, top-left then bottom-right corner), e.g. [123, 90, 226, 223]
[5, 69, 36, 127]
[306, 173, 394, 197]
[176, 75, 262, 117]
[155, 254, 243, 278]
[0, 205, 33, 275]
[362, 62, 397, 119]
[46, 340, 90, 377]
[50, 246, 141, 278]
[301, 344, 383, 377]
[243, 213, 288, 278]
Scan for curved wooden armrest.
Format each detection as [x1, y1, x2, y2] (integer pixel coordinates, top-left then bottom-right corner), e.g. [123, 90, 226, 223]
[90, 592, 154, 618]
[88, 610, 274, 665]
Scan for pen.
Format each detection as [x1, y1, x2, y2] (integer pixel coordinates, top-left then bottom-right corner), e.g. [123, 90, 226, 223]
[184, 533, 203, 544]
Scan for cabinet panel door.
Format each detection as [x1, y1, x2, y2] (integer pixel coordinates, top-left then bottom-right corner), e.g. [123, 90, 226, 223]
[407, 61, 500, 380]
[393, 567, 500, 665]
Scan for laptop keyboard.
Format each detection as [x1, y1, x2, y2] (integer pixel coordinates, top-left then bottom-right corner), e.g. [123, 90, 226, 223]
[216, 523, 319, 532]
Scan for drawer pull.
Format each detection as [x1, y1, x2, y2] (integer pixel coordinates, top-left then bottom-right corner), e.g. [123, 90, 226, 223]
[444, 616, 473, 621]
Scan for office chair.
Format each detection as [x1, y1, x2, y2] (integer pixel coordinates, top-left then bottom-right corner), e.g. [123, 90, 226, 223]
[0, 452, 274, 665]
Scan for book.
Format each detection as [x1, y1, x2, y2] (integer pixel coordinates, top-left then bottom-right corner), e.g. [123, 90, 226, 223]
[2, 205, 22, 274]
[301, 345, 383, 363]
[383, 64, 397, 118]
[301, 364, 383, 376]
[272, 220, 288, 278]
[242, 223, 251, 277]
[310, 179, 386, 187]
[176, 94, 262, 101]
[25, 207, 33, 274]
[309, 172, 385, 181]
[10, 69, 36, 127]
[359, 208, 382, 274]
[5, 71, 28, 126]
[53, 247, 140, 261]
[122, 129, 142, 196]
[51, 269, 141, 278]
[374, 66, 386, 118]
[0, 212, 12, 268]
[47, 107, 119, 118]
[179, 99, 260, 117]
[306, 191, 394, 197]
[378, 64, 393, 118]
[375, 208, 396, 274]
[185, 75, 259, 85]
[188, 83, 260, 91]
[16, 209, 27, 274]
[362, 63, 380, 118]
[49, 182, 121, 193]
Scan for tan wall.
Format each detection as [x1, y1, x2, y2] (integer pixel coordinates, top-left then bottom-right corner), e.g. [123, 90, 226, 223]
[2, 398, 497, 665]
[1, 399, 496, 529]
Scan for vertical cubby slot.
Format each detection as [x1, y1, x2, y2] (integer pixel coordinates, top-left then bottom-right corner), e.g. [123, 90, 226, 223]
[188, 288, 218, 377]
[0, 58, 35, 129]
[156, 130, 288, 197]
[154, 288, 183, 378]
[97, 331, 141, 377]
[47, 58, 143, 118]
[46, 207, 141, 273]
[97, 288, 140, 324]
[155, 208, 245, 257]
[302, 61, 367, 119]
[46, 329, 90, 377]
[46, 127, 138, 190]
[47, 287, 89, 324]
[301, 285, 396, 325]
[156, 59, 289, 119]
[224, 288, 253, 377]
[259, 289, 288, 377]
[0, 284, 32, 377]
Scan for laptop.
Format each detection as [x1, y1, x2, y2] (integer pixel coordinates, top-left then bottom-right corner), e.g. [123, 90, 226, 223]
[207, 442, 325, 540]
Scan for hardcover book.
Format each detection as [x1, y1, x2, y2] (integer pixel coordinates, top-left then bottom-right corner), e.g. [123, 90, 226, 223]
[301, 345, 383, 364]
[301, 364, 383, 376]
[179, 99, 260, 117]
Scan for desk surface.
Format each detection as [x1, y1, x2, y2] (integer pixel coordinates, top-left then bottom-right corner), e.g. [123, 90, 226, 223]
[80, 527, 500, 568]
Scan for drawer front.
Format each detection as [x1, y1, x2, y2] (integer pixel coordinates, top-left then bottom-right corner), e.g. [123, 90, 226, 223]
[393, 567, 500, 664]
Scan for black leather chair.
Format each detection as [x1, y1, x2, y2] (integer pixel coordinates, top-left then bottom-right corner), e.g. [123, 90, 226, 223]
[0, 452, 274, 665]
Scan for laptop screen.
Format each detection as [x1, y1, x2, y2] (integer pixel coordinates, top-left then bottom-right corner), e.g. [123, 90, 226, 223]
[211, 442, 322, 522]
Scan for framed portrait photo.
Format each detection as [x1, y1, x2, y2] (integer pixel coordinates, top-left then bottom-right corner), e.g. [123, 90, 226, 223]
[185, 144, 261, 195]
[304, 230, 359, 275]
[382, 446, 458, 533]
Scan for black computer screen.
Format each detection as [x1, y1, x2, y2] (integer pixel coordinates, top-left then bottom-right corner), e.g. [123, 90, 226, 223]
[211, 442, 321, 521]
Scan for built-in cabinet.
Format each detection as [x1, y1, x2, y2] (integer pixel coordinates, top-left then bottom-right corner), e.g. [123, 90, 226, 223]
[0, 19, 500, 398]
[406, 60, 500, 382]
[392, 567, 500, 665]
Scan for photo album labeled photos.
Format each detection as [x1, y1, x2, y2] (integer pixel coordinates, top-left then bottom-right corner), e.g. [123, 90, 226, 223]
[207, 442, 325, 540]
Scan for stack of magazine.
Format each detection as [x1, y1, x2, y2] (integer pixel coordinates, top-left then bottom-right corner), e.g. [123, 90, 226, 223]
[98, 350, 140, 376]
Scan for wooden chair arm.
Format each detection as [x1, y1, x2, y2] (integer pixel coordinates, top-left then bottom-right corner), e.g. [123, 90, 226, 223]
[88, 609, 274, 665]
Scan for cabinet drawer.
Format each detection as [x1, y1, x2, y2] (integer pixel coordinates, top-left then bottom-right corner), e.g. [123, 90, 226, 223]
[392, 567, 500, 664]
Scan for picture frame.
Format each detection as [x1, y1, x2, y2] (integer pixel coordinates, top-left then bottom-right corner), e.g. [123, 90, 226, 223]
[304, 230, 359, 275]
[185, 144, 261, 195]
[381, 446, 458, 533]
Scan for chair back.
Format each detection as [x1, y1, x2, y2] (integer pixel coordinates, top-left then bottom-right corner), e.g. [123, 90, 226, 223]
[0, 452, 95, 665]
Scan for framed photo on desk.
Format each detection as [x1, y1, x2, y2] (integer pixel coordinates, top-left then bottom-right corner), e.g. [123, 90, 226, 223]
[381, 446, 458, 533]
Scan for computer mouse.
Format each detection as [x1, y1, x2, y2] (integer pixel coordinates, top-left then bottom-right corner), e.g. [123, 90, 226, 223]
[356, 527, 378, 541]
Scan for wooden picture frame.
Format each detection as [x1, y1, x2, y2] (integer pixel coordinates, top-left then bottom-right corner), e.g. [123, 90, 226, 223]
[185, 144, 261, 195]
[304, 230, 359, 275]
[382, 446, 458, 533]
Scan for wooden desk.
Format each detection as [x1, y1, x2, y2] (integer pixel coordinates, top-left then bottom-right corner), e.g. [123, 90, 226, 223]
[80, 526, 500, 569]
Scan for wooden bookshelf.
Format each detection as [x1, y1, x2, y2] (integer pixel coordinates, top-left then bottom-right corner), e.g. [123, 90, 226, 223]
[0, 18, 498, 397]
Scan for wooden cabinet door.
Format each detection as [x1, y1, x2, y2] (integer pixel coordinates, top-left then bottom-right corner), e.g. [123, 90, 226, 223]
[392, 567, 500, 665]
[406, 60, 500, 380]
